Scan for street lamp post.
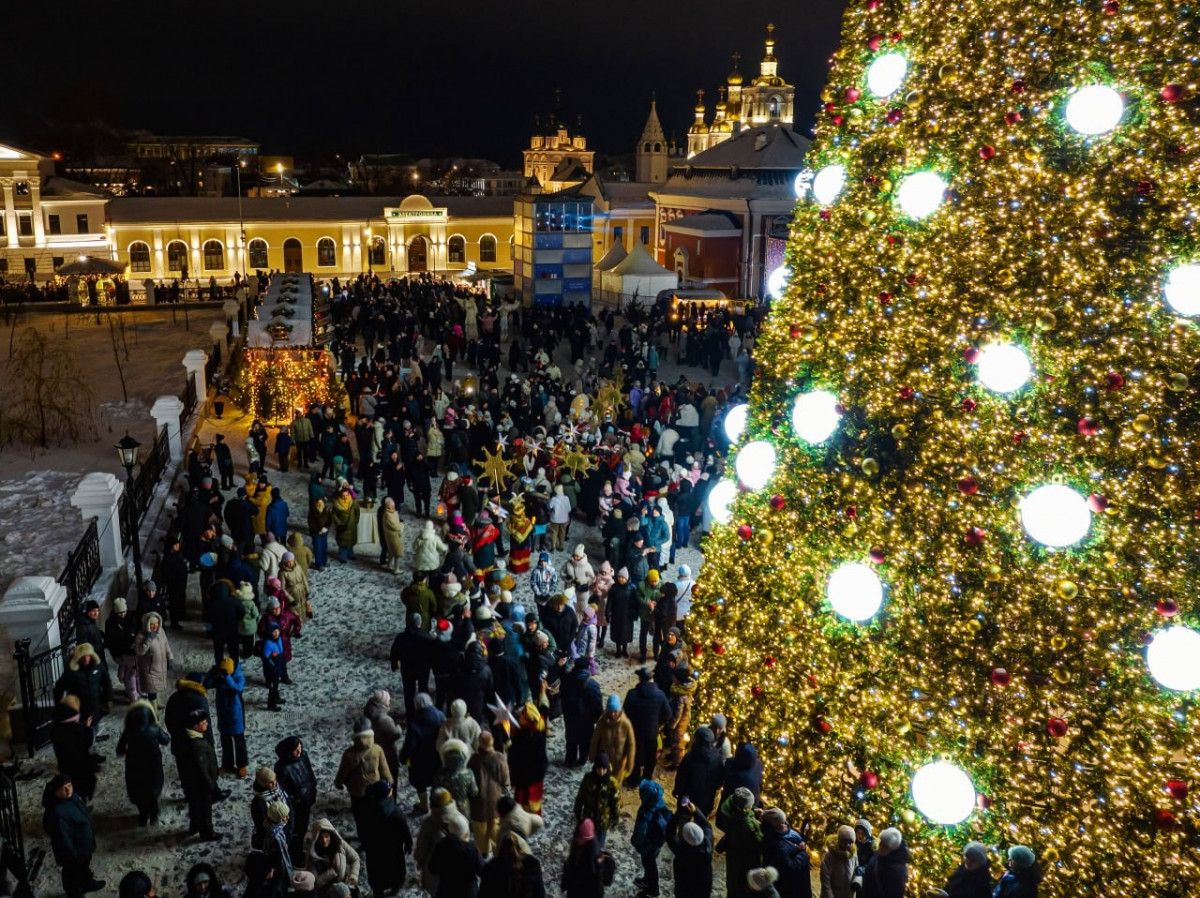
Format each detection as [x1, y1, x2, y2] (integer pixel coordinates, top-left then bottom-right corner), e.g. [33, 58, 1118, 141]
[365, 227, 373, 275]
[115, 432, 144, 593]
[236, 160, 246, 278]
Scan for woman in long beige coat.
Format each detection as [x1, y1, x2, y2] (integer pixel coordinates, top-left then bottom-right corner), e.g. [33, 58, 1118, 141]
[380, 498, 405, 573]
[134, 612, 172, 704]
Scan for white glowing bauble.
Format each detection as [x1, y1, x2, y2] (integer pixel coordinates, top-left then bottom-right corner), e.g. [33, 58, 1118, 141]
[911, 762, 976, 825]
[1019, 484, 1092, 548]
[707, 479, 738, 525]
[976, 343, 1032, 394]
[812, 164, 848, 205]
[1146, 627, 1200, 692]
[723, 403, 749, 443]
[1065, 84, 1124, 135]
[867, 53, 908, 98]
[1164, 264, 1200, 317]
[896, 172, 947, 219]
[792, 390, 841, 444]
[827, 563, 883, 622]
[735, 440, 777, 490]
[766, 266, 791, 300]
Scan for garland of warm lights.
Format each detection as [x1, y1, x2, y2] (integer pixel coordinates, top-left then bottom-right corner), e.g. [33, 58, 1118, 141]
[237, 349, 333, 423]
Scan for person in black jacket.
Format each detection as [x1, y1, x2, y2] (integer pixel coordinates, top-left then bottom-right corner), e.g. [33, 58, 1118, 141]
[399, 693, 446, 815]
[206, 579, 242, 665]
[274, 735, 317, 852]
[358, 779, 414, 897]
[450, 640, 494, 725]
[42, 774, 103, 898]
[53, 643, 111, 739]
[560, 819, 605, 898]
[409, 452, 434, 517]
[429, 815, 483, 898]
[75, 601, 107, 674]
[105, 597, 138, 699]
[161, 539, 191, 627]
[861, 828, 910, 898]
[540, 593, 579, 653]
[761, 808, 812, 898]
[223, 491, 256, 553]
[116, 700, 170, 825]
[479, 831, 546, 898]
[176, 710, 221, 841]
[488, 637, 525, 707]
[50, 698, 100, 802]
[560, 657, 603, 767]
[605, 568, 636, 658]
[672, 726, 724, 816]
[165, 672, 214, 759]
[622, 669, 671, 787]
[933, 841, 993, 898]
[722, 743, 765, 808]
[666, 800, 713, 898]
[391, 613, 437, 719]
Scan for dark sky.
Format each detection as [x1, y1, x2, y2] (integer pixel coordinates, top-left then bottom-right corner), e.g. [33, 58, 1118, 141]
[9, 0, 848, 167]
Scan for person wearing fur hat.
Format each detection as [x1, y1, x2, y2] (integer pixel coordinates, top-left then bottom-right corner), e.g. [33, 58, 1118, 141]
[51, 696, 100, 802]
[666, 799, 714, 898]
[433, 738, 478, 817]
[860, 827, 909, 898]
[280, 551, 312, 618]
[414, 788, 470, 894]
[251, 767, 294, 851]
[41, 774, 103, 898]
[176, 710, 221, 841]
[305, 819, 361, 898]
[362, 689, 403, 779]
[573, 754, 620, 850]
[132, 616, 172, 708]
[466, 730, 509, 856]
[356, 779, 413, 897]
[508, 702, 548, 815]
[438, 698, 482, 753]
[400, 693, 446, 815]
[116, 700, 170, 824]
[54, 643, 111, 733]
[820, 826, 858, 898]
[930, 841, 993, 898]
[993, 846, 1041, 898]
[105, 597, 139, 701]
[747, 867, 782, 897]
[185, 862, 233, 898]
[716, 787, 763, 898]
[760, 808, 811, 898]
[413, 520, 449, 579]
[210, 656, 247, 776]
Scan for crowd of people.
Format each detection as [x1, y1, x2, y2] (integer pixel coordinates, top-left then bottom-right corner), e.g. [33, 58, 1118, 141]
[39, 273, 1043, 898]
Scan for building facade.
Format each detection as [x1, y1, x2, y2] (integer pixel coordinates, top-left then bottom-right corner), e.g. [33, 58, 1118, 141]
[522, 96, 595, 192]
[514, 186, 594, 307]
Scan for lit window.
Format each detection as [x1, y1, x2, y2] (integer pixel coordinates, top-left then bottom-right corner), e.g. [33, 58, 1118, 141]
[317, 237, 336, 267]
[370, 236, 386, 266]
[448, 236, 466, 264]
[167, 241, 188, 272]
[480, 235, 497, 263]
[203, 240, 224, 271]
[129, 242, 151, 273]
[248, 239, 268, 269]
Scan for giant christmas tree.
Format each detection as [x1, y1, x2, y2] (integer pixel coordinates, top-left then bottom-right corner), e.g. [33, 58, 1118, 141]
[692, 2, 1200, 894]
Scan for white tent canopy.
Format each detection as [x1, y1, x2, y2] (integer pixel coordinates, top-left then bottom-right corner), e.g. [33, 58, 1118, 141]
[601, 241, 677, 305]
[594, 240, 628, 272]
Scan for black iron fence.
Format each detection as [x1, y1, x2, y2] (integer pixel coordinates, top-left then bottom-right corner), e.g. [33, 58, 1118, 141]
[13, 639, 66, 758]
[0, 764, 43, 898]
[56, 519, 100, 649]
[180, 376, 198, 426]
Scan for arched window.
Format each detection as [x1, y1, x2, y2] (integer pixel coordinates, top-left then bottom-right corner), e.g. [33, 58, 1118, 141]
[129, 241, 151, 273]
[653, 142, 662, 152]
[317, 237, 336, 267]
[248, 238, 268, 269]
[479, 234, 497, 263]
[202, 240, 224, 271]
[768, 95, 781, 118]
[166, 240, 188, 273]
[643, 142, 651, 153]
[369, 235, 387, 267]
[448, 236, 466, 264]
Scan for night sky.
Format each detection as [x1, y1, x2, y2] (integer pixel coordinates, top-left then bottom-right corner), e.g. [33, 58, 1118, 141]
[9, 0, 849, 166]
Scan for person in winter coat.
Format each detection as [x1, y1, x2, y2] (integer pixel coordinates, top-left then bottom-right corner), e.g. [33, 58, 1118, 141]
[54, 643, 111, 730]
[489, 636, 525, 707]
[860, 828, 909, 898]
[305, 818, 362, 898]
[42, 774, 103, 898]
[400, 692, 447, 814]
[236, 582, 260, 658]
[467, 730, 510, 857]
[931, 841, 993, 898]
[587, 561, 615, 647]
[747, 867, 783, 897]
[105, 597, 139, 700]
[855, 820, 876, 869]
[439, 697, 482, 752]
[605, 568, 637, 658]
[51, 697, 99, 802]
[259, 532, 287, 581]
[331, 487, 361, 562]
[717, 787, 763, 898]
[280, 553, 310, 619]
[508, 702, 548, 815]
[357, 779, 414, 897]
[723, 742, 766, 811]
[259, 597, 302, 666]
[177, 710, 220, 840]
[632, 779, 672, 898]
[622, 669, 671, 786]
[433, 738, 479, 817]
[134, 615, 172, 705]
[415, 788, 470, 895]
[308, 496, 333, 571]
[635, 570, 661, 663]
[667, 799, 713, 898]
[414, 520, 449, 577]
[560, 545, 595, 593]
[673, 726, 725, 817]
[265, 489, 289, 544]
[992, 846, 1041, 898]
[274, 735, 317, 852]
[572, 754, 620, 850]
[540, 592, 578, 655]
[212, 656, 247, 776]
[589, 694, 637, 786]
[479, 831, 546, 898]
[665, 662, 697, 767]
[165, 672, 213, 760]
[250, 767, 294, 852]
[561, 658, 603, 767]
[380, 497, 405, 573]
[184, 862, 232, 898]
[761, 809, 812, 898]
[260, 621, 286, 712]
[334, 717, 393, 832]
[362, 689, 403, 777]
[560, 819, 605, 898]
[496, 794, 544, 850]
[820, 826, 858, 898]
[528, 552, 559, 607]
[575, 604, 599, 674]
[393, 611, 437, 718]
[429, 814, 483, 898]
[116, 700, 170, 824]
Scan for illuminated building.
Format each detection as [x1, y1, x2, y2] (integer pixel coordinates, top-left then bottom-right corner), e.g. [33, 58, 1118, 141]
[522, 92, 595, 192]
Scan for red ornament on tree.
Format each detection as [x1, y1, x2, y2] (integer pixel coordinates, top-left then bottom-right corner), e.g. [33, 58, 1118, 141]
[867, 0, 881, 9]
[1086, 493, 1109, 513]
[898, 386, 915, 400]
[1047, 717, 1069, 738]
[1106, 371, 1125, 390]
[867, 33, 884, 50]
[878, 291, 892, 304]
[979, 145, 996, 160]
[1005, 111, 1023, 126]
[712, 642, 725, 655]
[1078, 416, 1100, 436]
[737, 523, 754, 540]
[844, 87, 862, 103]
[1011, 79, 1027, 94]
[1153, 809, 1178, 831]
[979, 794, 994, 809]
[831, 114, 845, 127]
[751, 685, 764, 698]
[1102, 0, 1120, 13]
[823, 102, 836, 113]
[707, 603, 719, 615]
[764, 656, 777, 669]
[1136, 180, 1156, 197]
[889, 30, 902, 42]
[1167, 779, 1189, 800]
[1156, 599, 1180, 618]
[958, 477, 979, 495]
[1162, 83, 1186, 103]
[961, 397, 978, 412]
[769, 494, 786, 510]
[964, 527, 986, 547]
[991, 667, 1012, 686]
[886, 108, 904, 124]
[815, 718, 832, 734]
[860, 770, 879, 789]
[845, 505, 858, 520]
[905, 273, 919, 286]
[789, 324, 803, 339]
[869, 546, 887, 564]
[963, 346, 981, 363]
[819, 209, 832, 220]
